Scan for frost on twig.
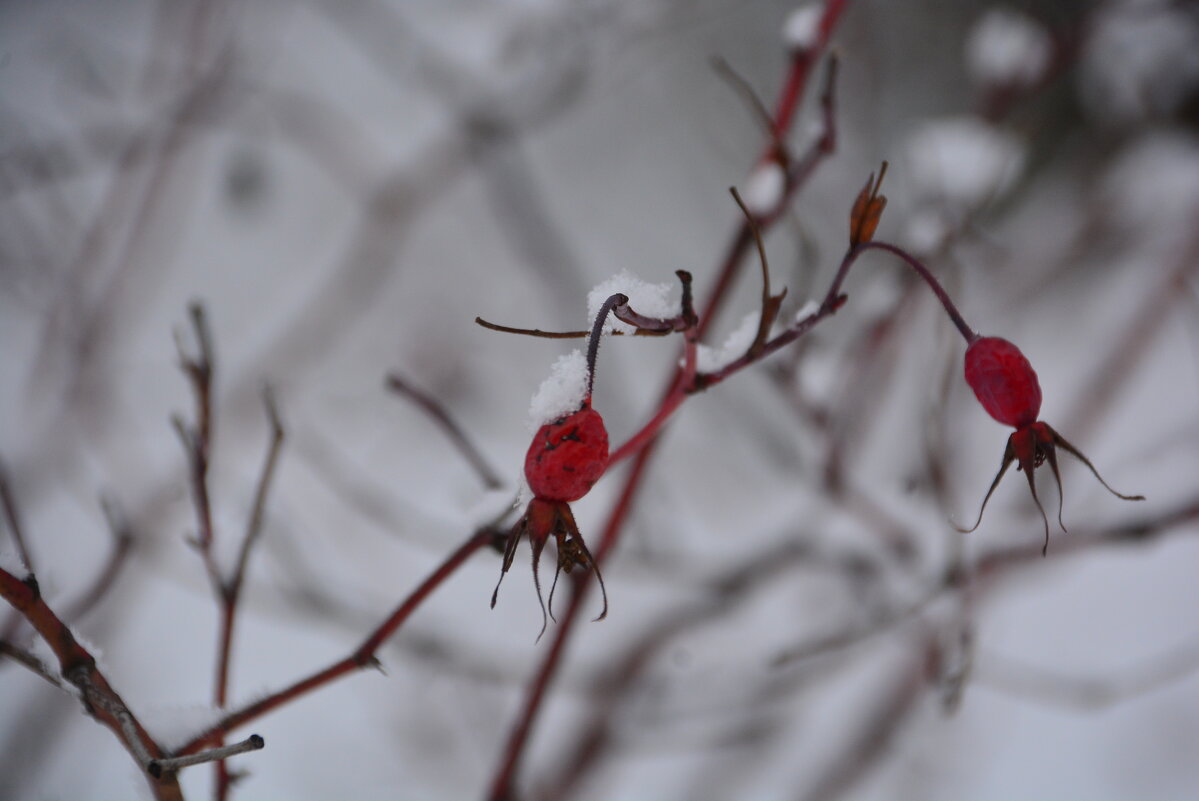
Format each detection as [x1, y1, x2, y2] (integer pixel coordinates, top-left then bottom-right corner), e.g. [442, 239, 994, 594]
[696, 311, 766, 374]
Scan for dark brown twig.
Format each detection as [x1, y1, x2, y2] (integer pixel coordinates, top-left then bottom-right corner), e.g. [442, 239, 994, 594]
[386, 373, 504, 489]
[0, 460, 33, 571]
[60, 497, 137, 622]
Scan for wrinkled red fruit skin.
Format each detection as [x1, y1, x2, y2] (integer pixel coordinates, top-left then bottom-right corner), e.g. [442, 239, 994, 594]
[525, 405, 609, 502]
[964, 336, 1042, 429]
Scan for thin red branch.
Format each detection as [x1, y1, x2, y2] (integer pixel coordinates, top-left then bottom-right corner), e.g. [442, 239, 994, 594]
[386, 373, 504, 489]
[484, 8, 850, 794]
[174, 528, 493, 756]
[487, 438, 657, 801]
[0, 566, 184, 801]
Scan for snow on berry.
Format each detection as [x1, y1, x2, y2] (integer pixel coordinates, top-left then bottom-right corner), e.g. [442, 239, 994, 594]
[587, 270, 679, 335]
[527, 349, 589, 430]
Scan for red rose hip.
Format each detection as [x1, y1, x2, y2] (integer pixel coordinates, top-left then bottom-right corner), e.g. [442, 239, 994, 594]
[964, 336, 1042, 429]
[524, 403, 609, 502]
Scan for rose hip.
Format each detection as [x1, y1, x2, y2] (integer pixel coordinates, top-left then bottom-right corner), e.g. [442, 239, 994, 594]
[524, 402, 609, 503]
[964, 336, 1042, 428]
[492, 294, 630, 635]
[959, 336, 1143, 554]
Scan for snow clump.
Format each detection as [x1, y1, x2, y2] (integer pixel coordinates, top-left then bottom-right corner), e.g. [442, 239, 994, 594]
[966, 7, 1052, 88]
[783, 5, 823, 51]
[904, 116, 1025, 209]
[743, 161, 787, 216]
[696, 311, 762, 374]
[587, 269, 679, 334]
[528, 349, 588, 429]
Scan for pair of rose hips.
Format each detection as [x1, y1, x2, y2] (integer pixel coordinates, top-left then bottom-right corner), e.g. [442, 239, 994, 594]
[961, 335, 1144, 553]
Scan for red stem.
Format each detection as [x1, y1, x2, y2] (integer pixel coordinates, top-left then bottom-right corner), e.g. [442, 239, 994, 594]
[487, 436, 657, 801]
[175, 529, 492, 755]
[484, 5, 850, 794]
[0, 566, 183, 800]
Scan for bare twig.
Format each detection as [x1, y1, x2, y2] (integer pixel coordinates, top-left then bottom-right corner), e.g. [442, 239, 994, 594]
[227, 387, 286, 605]
[0, 641, 70, 692]
[975, 636, 1199, 711]
[174, 528, 493, 756]
[386, 373, 503, 489]
[0, 460, 32, 570]
[149, 735, 265, 778]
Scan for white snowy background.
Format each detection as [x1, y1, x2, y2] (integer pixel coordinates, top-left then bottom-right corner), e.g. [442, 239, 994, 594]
[2, 1, 1198, 799]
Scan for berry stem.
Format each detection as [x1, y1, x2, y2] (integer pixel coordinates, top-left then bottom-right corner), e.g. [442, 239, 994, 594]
[587, 293, 628, 398]
[826, 241, 979, 344]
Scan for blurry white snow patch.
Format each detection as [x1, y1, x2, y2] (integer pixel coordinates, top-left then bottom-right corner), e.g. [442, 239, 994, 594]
[0, 547, 28, 575]
[697, 311, 761, 373]
[794, 300, 820, 323]
[783, 5, 822, 50]
[966, 7, 1051, 88]
[1080, 3, 1199, 123]
[795, 345, 841, 404]
[903, 208, 952, 254]
[141, 704, 228, 751]
[72, 630, 106, 674]
[528, 349, 587, 429]
[1102, 132, 1199, 237]
[905, 116, 1025, 208]
[587, 269, 679, 334]
[743, 162, 787, 216]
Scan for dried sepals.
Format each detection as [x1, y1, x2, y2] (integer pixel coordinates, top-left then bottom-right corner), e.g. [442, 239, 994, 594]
[960, 335, 1144, 553]
[491, 498, 608, 639]
[959, 420, 1145, 555]
[849, 161, 888, 247]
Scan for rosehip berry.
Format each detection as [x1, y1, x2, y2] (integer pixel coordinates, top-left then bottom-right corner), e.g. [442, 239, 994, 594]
[524, 402, 609, 503]
[964, 336, 1042, 428]
[492, 293, 629, 634]
[960, 335, 1143, 554]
